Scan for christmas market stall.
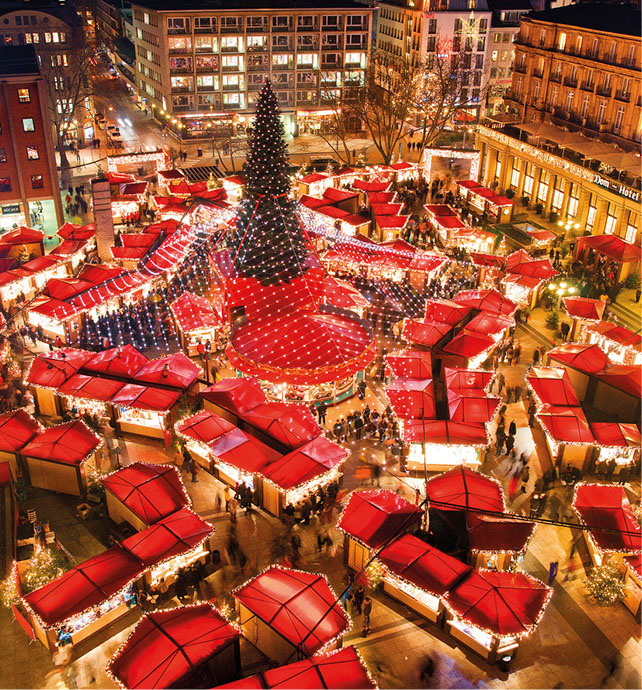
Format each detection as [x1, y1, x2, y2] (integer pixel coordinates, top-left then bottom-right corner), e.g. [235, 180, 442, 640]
[213, 646, 376, 690]
[573, 483, 642, 617]
[100, 462, 190, 531]
[233, 566, 350, 663]
[546, 343, 610, 401]
[156, 168, 186, 195]
[501, 254, 558, 308]
[19, 420, 101, 497]
[170, 291, 223, 356]
[575, 234, 641, 283]
[563, 297, 606, 341]
[589, 423, 641, 470]
[0, 226, 45, 261]
[107, 604, 241, 689]
[221, 175, 246, 203]
[535, 407, 595, 471]
[18, 507, 213, 655]
[0, 409, 42, 479]
[592, 364, 642, 423]
[584, 321, 642, 366]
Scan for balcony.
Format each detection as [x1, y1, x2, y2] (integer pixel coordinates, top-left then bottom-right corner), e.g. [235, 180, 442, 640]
[168, 46, 191, 54]
[550, 72, 562, 83]
[322, 42, 342, 51]
[247, 61, 268, 71]
[297, 21, 318, 32]
[272, 22, 293, 32]
[580, 81, 594, 92]
[272, 61, 294, 71]
[596, 85, 612, 97]
[221, 24, 242, 34]
[322, 59, 341, 68]
[194, 26, 215, 34]
[221, 45, 243, 53]
[222, 101, 243, 110]
[196, 83, 217, 92]
[615, 90, 631, 102]
[321, 22, 343, 32]
[221, 63, 243, 72]
[296, 97, 317, 106]
[196, 63, 218, 73]
[172, 104, 193, 112]
[222, 83, 243, 91]
[170, 64, 193, 73]
[168, 27, 189, 35]
[246, 23, 267, 33]
[514, 62, 527, 74]
[171, 85, 193, 93]
[347, 22, 367, 31]
[532, 68, 543, 78]
[563, 76, 577, 88]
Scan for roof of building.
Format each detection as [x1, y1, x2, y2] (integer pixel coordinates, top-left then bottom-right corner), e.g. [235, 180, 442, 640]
[487, 0, 533, 11]
[524, 3, 641, 37]
[0, 45, 39, 76]
[130, 0, 373, 10]
[0, 1, 84, 27]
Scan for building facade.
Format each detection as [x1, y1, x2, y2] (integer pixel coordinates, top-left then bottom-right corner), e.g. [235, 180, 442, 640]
[0, 46, 64, 235]
[477, 5, 641, 245]
[130, 0, 375, 138]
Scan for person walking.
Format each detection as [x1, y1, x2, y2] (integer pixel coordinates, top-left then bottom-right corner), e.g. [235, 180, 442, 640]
[362, 596, 372, 636]
[508, 419, 517, 437]
[190, 459, 200, 483]
[548, 560, 559, 585]
[532, 348, 540, 366]
[317, 402, 327, 425]
[504, 433, 515, 456]
[353, 586, 365, 615]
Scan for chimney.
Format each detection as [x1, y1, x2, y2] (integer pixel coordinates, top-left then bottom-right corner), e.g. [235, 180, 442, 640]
[91, 177, 115, 262]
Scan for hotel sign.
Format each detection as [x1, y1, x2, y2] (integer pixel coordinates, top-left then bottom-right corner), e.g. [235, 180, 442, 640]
[593, 174, 641, 202]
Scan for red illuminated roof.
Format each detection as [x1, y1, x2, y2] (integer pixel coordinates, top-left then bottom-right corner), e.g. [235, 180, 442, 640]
[317, 205, 349, 219]
[21, 420, 100, 466]
[445, 569, 551, 637]
[526, 367, 580, 407]
[466, 311, 513, 337]
[426, 466, 504, 512]
[100, 462, 189, 525]
[563, 297, 606, 322]
[453, 289, 517, 316]
[58, 373, 125, 402]
[112, 384, 181, 412]
[466, 513, 535, 554]
[201, 377, 266, 414]
[386, 377, 435, 419]
[84, 345, 149, 378]
[157, 169, 185, 180]
[262, 436, 348, 491]
[456, 180, 482, 190]
[594, 365, 642, 397]
[424, 299, 471, 325]
[171, 292, 222, 333]
[323, 276, 370, 311]
[378, 534, 472, 597]
[176, 410, 236, 445]
[470, 253, 505, 268]
[27, 350, 94, 388]
[300, 195, 326, 210]
[0, 226, 44, 245]
[589, 422, 641, 448]
[537, 406, 594, 444]
[403, 319, 452, 348]
[587, 321, 642, 350]
[507, 258, 558, 280]
[444, 367, 493, 391]
[578, 234, 642, 263]
[401, 419, 488, 446]
[447, 388, 500, 424]
[233, 566, 349, 656]
[243, 402, 321, 450]
[133, 353, 201, 389]
[208, 428, 281, 475]
[573, 484, 641, 553]
[386, 349, 432, 378]
[0, 409, 41, 453]
[442, 330, 495, 359]
[337, 489, 421, 549]
[323, 187, 359, 202]
[215, 647, 376, 690]
[108, 604, 240, 690]
[375, 215, 409, 229]
[547, 343, 610, 374]
[300, 173, 328, 184]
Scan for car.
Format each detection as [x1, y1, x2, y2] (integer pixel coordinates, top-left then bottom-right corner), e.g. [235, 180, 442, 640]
[106, 125, 120, 135]
[309, 156, 338, 171]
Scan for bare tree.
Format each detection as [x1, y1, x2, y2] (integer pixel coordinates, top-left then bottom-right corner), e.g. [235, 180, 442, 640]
[209, 130, 248, 173]
[39, 45, 95, 179]
[314, 87, 361, 166]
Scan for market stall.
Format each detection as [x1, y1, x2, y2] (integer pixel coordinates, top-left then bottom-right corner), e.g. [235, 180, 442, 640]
[176, 409, 236, 467]
[107, 604, 241, 689]
[590, 423, 641, 473]
[20, 420, 101, 497]
[546, 343, 610, 401]
[563, 297, 606, 341]
[536, 407, 595, 471]
[171, 292, 223, 356]
[100, 462, 190, 531]
[297, 173, 332, 198]
[233, 566, 350, 663]
[466, 513, 536, 571]
[0, 409, 42, 479]
[591, 365, 642, 422]
[575, 234, 641, 283]
[585, 321, 642, 366]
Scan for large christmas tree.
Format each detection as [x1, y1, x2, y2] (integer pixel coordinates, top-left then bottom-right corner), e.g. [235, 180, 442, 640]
[228, 81, 311, 286]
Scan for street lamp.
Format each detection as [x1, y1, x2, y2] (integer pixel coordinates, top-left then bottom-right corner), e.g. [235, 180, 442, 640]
[557, 218, 581, 242]
[549, 280, 576, 308]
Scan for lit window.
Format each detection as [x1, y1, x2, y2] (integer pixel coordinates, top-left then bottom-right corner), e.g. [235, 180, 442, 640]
[52, 32, 59, 43]
[22, 118, 34, 132]
[0, 177, 12, 192]
[30, 174, 44, 189]
[26, 145, 39, 160]
[17, 88, 30, 103]
[558, 33, 566, 51]
[0, 149, 6, 163]
[44, 32, 51, 43]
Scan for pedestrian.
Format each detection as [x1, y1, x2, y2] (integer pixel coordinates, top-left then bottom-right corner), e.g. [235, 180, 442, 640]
[560, 321, 570, 341]
[353, 585, 365, 614]
[636, 288, 641, 303]
[548, 560, 559, 585]
[190, 459, 200, 483]
[317, 401, 327, 425]
[354, 413, 364, 440]
[508, 420, 517, 437]
[513, 385, 522, 402]
[504, 434, 515, 455]
[497, 372, 505, 394]
[532, 347, 540, 366]
[514, 341, 521, 363]
[505, 385, 513, 403]
[362, 596, 372, 635]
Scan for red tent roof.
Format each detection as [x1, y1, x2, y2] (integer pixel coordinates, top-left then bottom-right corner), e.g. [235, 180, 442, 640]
[58, 373, 125, 401]
[215, 647, 376, 690]
[112, 384, 181, 412]
[444, 367, 493, 391]
[442, 330, 495, 359]
[105, 171, 135, 184]
[300, 195, 327, 210]
[424, 299, 471, 325]
[352, 179, 391, 193]
[323, 276, 370, 311]
[466, 513, 535, 554]
[375, 215, 409, 229]
[547, 343, 610, 374]
[21, 420, 100, 465]
[563, 297, 606, 322]
[447, 388, 500, 424]
[157, 169, 185, 180]
[578, 234, 642, 263]
[300, 173, 328, 184]
[337, 490, 421, 549]
[0, 409, 41, 453]
[506, 258, 558, 280]
[594, 365, 642, 397]
[100, 463, 189, 525]
[537, 406, 594, 444]
[589, 422, 641, 448]
[445, 569, 551, 637]
[111, 247, 147, 260]
[470, 253, 505, 269]
[573, 484, 642, 553]
[378, 534, 472, 597]
[403, 319, 452, 348]
[386, 377, 435, 419]
[587, 321, 642, 350]
[401, 419, 488, 446]
[453, 289, 517, 316]
[0, 226, 44, 245]
[426, 467, 504, 512]
[456, 180, 482, 190]
[85, 345, 149, 378]
[121, 507, 213, 568]
[27, 350, 94, 388]
[207, 429, 281, 475]
[262, 436, 348, 491]
[108, 604, 240, 690]
[243, 402, 321, 450]
[171, 292, 221, 333]
[386, 349, 432, 378]
[465, 311, 513, 337]
[234, 566, 349, 656]
[176, 410, 236, 445]
[526, 367, 580, 407]
[424, 204, 458, 217]
[201, 377, 266, 415]
[134, 353, 201, 389]
[407, 252, 447, 274]
[504, 250, 532, 271]
[120, 233, 155, 248]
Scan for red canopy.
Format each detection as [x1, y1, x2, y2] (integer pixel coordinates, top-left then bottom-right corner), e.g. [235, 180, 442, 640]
[442, 330, 495, 359]
[401, 420, 488, 446]
[506, 258, 558, 280]
[172, 292, 222, 333]
[21, 420, 100, 465]
[386, 349, 432, 378]
[426, 467, 504, 513]
[470, 253, 505, 269]
[207, 429, 281, 475]
[337, 489, 421, 549]
[590, 422, 641, 448]
[233, 566, 349, 656]
[573, 484, 641, 553]
[134, 353, 201, 389]
[578, 234, 642, 263]
[100, 463, 189, 525]
[0, 226, 44, 245]
[453, 289, 517, 316]
[27, 350, 94, 388]
[108, 604, 240, 689]
[466, 513, 535, 554]
[537, 406, 594, 444]
[85, 345, 149, 378]
[58, 373, 125, 402]
[0, 409, 41, 453]
[215, 647, 376, 690]
[504, 249, 532, 271]
[526, 367, 580, 407]
[262, 437, 348, 491]
[105, 171, 135, 184]
[323, 277, 370, 312]
[403, 319, 452, 348]
[176, 410, 236, 445]
[424, 299, 470, 325]
[444, 367, 493, 391]
[594, 365, 642, 397]
[447, 389, 500, 424]
[587, 321, 642, 351]
[112, 384, 181, 412]
[121, 507, 213, 568]
[547, 343, 610, 374]
[386, 377, 435, 419]
[243, 402, 321, 450]
[466, 311, 513, 337]
[445, 569, 551, 637]
[201, 377, 266, 415]
[563, 297, 606, 322]
[378, 534, 471, 597]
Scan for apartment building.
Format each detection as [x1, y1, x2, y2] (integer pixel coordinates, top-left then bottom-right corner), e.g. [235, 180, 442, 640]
[130, 0, 374, 138]
[476, 4, 641, 244]
[0, 1, 94, 146]
[0, 46, 64, 235]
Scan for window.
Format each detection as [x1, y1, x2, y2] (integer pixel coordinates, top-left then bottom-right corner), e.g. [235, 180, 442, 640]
[580, 96, 589, 120]
[195, 17, 211, 31]
[590, 38, 599, 57]
[30, 174, 43, 189]
[565, 91, 574, 112]
[52, 32, 59, 43]
[523, 164, 534, 197]
[44, 32, 51, 43]
[586, 198, 597, 231]
[550, 85, 558, 106]
[621, 78, 631, 97]
[558, 33, 566, 51]
[196, 75, 219, 89]
[551, 180, 564, 211]
[576, 35, 582, 53]
[22, 118, 34, 132]
[0, 149, 5, 163]
[17, 88, 30, 103]
[167, 17, 189, 32]
[608, 41, 616, 61]
[0, 177, 10, 192]
[625, 214, 638, 243]
[537, 170, 549, 202]
[144, 12, 150, 24]
[597, 100, 606, 124]
[26, 145, 39, 160]
[627, 45, 636, 66]
[614, 105, 625, 134]
[492, 50, 498, 61]
[567, 184, 579, 218]
[510, 163, 520, 189]
[604, 204, 617, 234]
